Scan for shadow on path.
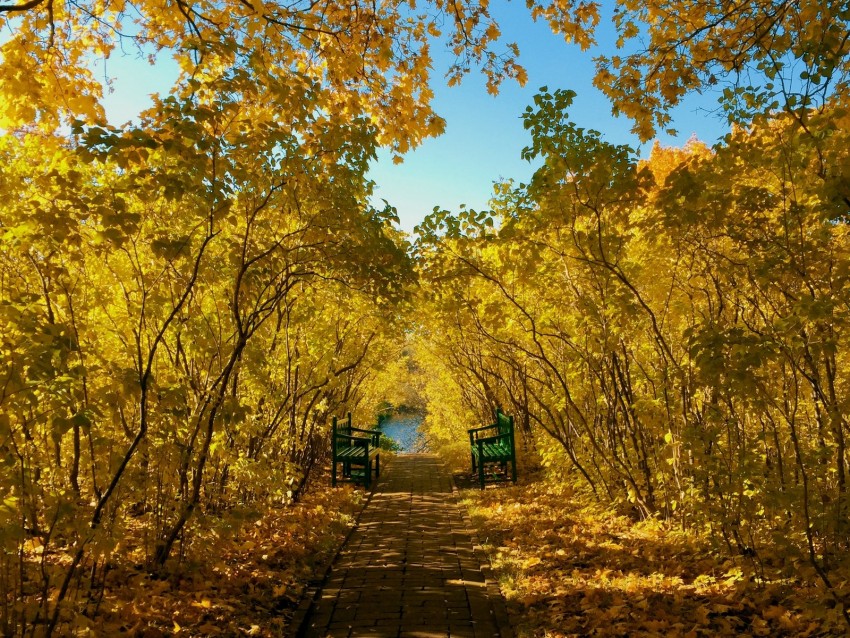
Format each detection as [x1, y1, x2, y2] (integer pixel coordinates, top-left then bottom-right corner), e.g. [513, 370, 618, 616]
[299, 454, 511, 638]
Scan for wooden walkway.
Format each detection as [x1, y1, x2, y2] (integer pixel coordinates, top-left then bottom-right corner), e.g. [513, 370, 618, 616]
[300, 454, 512, 638]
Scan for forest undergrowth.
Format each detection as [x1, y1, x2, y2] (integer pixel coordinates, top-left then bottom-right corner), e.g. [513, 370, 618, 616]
[461, 477, 849, 638]
[69, 482, 363, 637]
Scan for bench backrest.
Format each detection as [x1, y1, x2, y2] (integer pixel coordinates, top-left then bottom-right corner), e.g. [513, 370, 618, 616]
[495, 408, 513, 436]
[333, 412, 352, 450]
[495, 407, 515, 454]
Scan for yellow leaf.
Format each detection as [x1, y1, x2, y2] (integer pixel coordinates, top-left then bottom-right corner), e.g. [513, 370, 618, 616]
[198, 623, 221, 634]
[762, 605, 786, 620]
[521, 556, 542, 569]
[751, 616, 771, 636]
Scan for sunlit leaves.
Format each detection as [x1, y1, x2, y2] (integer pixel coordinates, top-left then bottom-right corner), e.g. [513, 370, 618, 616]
[0, 53, 416, 632]
[464, 482, 849, 636]
[414, 96, 850, 629]
[0, 0, 529, 160]
[596, 0, 850, 140]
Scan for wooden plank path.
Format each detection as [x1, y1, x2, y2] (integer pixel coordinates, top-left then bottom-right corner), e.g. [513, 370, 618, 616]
[300, 454, 512, 638]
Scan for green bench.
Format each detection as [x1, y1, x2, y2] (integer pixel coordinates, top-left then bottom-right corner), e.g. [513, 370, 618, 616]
[468, 408, 517, 489]
[331, 413, 382, 488]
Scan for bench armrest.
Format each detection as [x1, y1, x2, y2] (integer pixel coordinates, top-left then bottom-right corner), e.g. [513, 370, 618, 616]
[334, 434, 372, 445]
[468, 423, 498, 435]
[476, 432, 511, 445]
[350, 427, 381, 445]
[350, 426, 381, 436]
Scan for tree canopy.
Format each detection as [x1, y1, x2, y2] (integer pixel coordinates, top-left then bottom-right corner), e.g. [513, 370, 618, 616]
[2, 0, 850, 634]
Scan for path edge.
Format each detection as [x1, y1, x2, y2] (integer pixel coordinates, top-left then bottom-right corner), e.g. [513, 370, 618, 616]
[448, 464, 516, 638]
[288, 461, 387, 638]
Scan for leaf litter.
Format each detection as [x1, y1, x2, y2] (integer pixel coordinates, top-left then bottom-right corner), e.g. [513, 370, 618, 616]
[460, 479, 848, 637]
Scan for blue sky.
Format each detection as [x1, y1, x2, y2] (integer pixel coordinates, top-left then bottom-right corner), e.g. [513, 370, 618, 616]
[100, 2, 730, 233]
[368, 2, 729, 232]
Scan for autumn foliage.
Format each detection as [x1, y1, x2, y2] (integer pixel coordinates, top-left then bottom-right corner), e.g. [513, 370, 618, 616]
[415, 97, 850, 631]
[3, 0, 850, 634]
[463, 479, 849, 636]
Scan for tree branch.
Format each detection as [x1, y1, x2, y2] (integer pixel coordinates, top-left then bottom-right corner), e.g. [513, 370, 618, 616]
[0, 0, 45, 13]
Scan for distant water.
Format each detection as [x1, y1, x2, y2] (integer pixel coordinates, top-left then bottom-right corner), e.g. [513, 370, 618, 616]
[379, 413, 426, 453]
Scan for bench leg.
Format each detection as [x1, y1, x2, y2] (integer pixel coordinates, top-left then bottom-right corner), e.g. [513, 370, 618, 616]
[375, 454, 380, 478]
[478, 459, 486, 489]
[364, 461, 371, 488]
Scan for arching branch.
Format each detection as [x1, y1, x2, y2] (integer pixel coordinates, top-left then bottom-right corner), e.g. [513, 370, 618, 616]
[0, 0, 46, 13]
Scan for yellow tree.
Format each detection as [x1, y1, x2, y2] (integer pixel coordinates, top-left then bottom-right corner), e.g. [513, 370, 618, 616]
[414, 90, 850, 628]
[0, 56, 416, 633]
[595, 0, 850, 140]
[0, 0, 545, 143]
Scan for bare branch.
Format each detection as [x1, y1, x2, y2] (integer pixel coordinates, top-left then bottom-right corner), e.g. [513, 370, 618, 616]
[0, 0, 46, 13]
